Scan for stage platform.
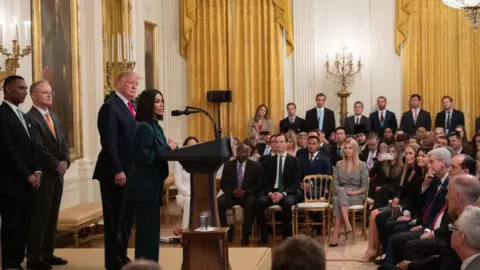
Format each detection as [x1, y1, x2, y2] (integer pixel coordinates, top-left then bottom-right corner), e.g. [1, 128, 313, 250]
[29, 247, 271, 270]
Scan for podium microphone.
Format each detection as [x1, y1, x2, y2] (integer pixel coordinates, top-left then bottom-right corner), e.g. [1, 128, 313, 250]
[171, 109, 200, 116]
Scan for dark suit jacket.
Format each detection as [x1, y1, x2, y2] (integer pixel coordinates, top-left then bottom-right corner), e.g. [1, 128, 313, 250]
[419, 176, 449, 229]
[400, 109, 432, 136]
[26, 108, 70, 186]
[279, 116, 306, 133]
[126, 122, 171, 205]
[344, 115, 370, 135]
[369, 110, 398, 136]
[305, 107, 336, 137]
[360, 147, 369, 162]
[298, 152, 331, 179]
[262, 154, 300, 195]
[220, 159, 262, 198]
[0, 103, 41, 195]
[330, 144, 343, 167]
[475, 117, 480, 132]
[434, 109, 464, 133]
[93, 94, 137, 182]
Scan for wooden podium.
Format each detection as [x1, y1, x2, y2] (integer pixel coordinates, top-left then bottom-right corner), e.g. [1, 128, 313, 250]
[160, 137, 232, 270]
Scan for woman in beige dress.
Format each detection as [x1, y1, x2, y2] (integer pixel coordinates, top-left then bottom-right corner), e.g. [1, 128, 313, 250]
[248, 104, 274, 140]
[329, 138, 369, 247]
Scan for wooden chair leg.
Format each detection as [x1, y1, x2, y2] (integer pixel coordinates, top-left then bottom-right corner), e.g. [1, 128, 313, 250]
[292, 208, 297, 236]
[272, 211, 276, 244]
[322, 210, 327, 243]
[363, 209, 368, 240]
[73, 231, 79, 248]
[351, 211, 356, 245]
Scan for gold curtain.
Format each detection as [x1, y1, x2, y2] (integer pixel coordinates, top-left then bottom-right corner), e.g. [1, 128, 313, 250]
[181, 0, 293, 141]
[396, 0, 480, 136]
[181, 0, 231, 140]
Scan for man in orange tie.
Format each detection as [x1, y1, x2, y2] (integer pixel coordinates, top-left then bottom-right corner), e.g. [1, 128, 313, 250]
[26, 80, 70, 269]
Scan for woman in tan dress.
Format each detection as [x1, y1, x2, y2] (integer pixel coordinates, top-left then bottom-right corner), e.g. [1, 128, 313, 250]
[329, 138, 369, 247]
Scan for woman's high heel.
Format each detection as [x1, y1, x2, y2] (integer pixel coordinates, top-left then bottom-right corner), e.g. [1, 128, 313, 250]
[360, 250, 377, 262]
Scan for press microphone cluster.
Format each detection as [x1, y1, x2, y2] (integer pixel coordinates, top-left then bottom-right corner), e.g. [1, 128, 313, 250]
[171, 109, 201, 116]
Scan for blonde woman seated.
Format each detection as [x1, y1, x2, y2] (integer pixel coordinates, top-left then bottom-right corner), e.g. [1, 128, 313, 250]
[174, 136, 199, 230]
[285, 131, 298, 157]
[329, 138, 369, 247]
[248, 104, 274, 140]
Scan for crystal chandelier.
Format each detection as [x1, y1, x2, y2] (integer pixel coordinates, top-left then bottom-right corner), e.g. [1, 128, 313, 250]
[442, 0, 480, 32]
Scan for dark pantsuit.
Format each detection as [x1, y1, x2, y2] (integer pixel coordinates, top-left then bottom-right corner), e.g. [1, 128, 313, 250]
[404, 237, 447, 261]
[387, 230, 423, 265]
[27, 181, 62, 263]
[100, 180, 132, 269]
[375, 210, 410, 249]
[126, 201, 160, 262]
[255, 195, 295, 237]
[0, 193, 30, 268]
[218, 194, 255, 237]
[408, 243, 462, 270]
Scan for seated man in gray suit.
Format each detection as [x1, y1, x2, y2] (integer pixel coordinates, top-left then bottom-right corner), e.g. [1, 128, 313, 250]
[451, 205, 480, 270]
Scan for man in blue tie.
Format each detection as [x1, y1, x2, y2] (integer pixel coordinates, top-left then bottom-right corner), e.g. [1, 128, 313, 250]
[305, 93, 336, 138]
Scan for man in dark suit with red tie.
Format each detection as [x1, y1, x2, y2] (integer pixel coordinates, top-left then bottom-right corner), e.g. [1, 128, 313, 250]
[93, 71, 139, 269]
[218, 144, 263, 246]
[370, 96, 398, 137]
[400, 94, 432, 136]
[26, 80, 70, 269]
[0, 76, 42, 269]
[256, 134, 301, 244]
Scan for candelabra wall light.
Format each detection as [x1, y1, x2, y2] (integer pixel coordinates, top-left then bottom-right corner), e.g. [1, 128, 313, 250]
[442, 0, 480, 32]
[0, 18, 32, 85]
[325, 44, 362, 124]
[104, 32, 135, 90]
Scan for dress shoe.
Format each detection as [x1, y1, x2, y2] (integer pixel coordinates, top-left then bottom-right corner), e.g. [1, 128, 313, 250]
[26, 261, 52, 270]
[43, 256, 68, 266]
[374, 258, 386, 265]
[241, 236, 249, 246]
[257, 235, 268, 245]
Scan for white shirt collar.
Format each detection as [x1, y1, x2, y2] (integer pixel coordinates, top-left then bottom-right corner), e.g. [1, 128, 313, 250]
[33, 105, 49, 117]
[439, 172, 449, 185]
[316, 107, 324, 112]
[461, 253, 480, 270]
[3, 100, 19, 112]
[116, 92, 129, 104]
[457, 147, 463, 154]
[277, 152, 287, 158]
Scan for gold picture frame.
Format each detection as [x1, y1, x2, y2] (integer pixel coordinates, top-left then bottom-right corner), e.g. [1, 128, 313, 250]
[31, 0, 83, 160]
[144, 21, 158, 89]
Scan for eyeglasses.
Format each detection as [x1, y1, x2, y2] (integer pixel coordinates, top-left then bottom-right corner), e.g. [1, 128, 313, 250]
[448, 223, 458, 232]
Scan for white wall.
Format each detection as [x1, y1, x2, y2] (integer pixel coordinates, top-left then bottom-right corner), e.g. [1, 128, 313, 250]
[0, 0, 187, 209]
[286, 0, 402, 123]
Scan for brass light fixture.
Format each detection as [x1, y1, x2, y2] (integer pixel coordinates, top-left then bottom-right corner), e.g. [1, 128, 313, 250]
[442, 0, 480, 32]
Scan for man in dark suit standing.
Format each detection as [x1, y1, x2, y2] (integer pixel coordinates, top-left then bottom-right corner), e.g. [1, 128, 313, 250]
[218, 144, 263, 246]
[400, 94, 432, 136]
[344, 101, 370, 135]
[93, 71, 139, 269]
[370, 96, 398, 137]
[0, 75, 42, 269]
[26, 80, 70, 269]
[256, 134, 301, 244]
[279, 102, 306, 133]
[434, 96, 465, 135]
[305, 93, 336, 137]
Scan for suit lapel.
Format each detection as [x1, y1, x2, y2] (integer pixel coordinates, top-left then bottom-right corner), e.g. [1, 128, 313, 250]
[2, 104, 31, 141]
[113, 94, 135, 121]
[31, 108, 57, 141]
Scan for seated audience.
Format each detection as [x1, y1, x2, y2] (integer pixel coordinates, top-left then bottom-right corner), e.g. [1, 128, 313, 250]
[330, 127, 347, 167]
[408, 136, 419, 145]
[121, 260, 162, 270]
[297, 132, 308, 149]
[396, 172, 479, 270]
[354, 124, 368, 153]
[380, 148, 451, 267]
[218, 144, 262, 245]
[421, 132, 437, 148]
[329, 138, 368, 247]
[298, 136, 332, 180]
[416, 127, 427, 139]
[449, 131, 472, 156]
[362, 143, 421, 262]
[272, 235, 326, 270]
[248, 104, 273, 140]
[259, 134, 277, 172]
[363, 132, 380, 167]
[436, 136, 450, 148]
[297, 130, 331, 162]
[451, 205, 480, 270]
[174, 136, 199, 230]
[256, 134, 301, 244]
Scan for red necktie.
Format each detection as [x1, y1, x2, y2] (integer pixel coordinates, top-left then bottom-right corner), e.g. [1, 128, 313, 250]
[128, 101, 136, 117]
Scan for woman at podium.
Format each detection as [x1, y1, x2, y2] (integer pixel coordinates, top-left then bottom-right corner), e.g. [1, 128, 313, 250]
[125, 89, 178, 262]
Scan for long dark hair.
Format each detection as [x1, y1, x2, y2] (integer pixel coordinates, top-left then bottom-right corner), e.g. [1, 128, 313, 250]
[182, 136, 199, 146]
[136, 89, 164, 122]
